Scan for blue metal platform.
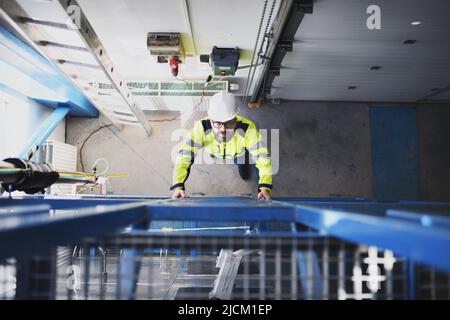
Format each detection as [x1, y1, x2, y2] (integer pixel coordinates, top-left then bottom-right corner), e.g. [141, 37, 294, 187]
[1, 195, 449, 274]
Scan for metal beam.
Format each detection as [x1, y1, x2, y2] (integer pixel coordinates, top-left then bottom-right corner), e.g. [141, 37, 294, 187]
[19, 106, 70, 160]
[1, 196, 450, 275]
[145, 198, 297, 222]
[0, 22, 98, 117]
[386, 209, 450, 228]
[295, 204, 450, 274]
[251, 0, 313, 102]
[56, 0, 152, 136]
[0, 195, 165, 209]
[0, 1, 122, 130]
[181, 0, 197, 57]
[0, 202, 148, 259]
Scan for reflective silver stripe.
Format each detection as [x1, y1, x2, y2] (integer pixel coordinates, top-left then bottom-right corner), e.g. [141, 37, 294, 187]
[248, 140, 267, 152]
[179, 149, 195, 158]
[255, 152, 270, 160]
[235, 128, 247, 138]
[184, 138, 202, 148]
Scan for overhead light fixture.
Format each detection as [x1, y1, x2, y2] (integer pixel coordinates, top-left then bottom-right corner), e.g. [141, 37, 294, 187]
[347, 86, 357, 90]
[403, 39, 417, 45]
[370, 65, 382, 70]
[411, 21, 422, 26]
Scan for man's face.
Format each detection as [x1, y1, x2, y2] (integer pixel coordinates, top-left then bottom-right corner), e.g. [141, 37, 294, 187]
[211, 118, 237, 140]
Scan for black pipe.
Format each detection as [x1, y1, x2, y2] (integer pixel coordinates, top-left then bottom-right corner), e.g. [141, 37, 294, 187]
[0, 158, 59, 194]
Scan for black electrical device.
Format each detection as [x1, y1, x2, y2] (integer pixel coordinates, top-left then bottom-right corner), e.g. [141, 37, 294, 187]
[199, 54, 210, 63]
[210, 46, 240, 76]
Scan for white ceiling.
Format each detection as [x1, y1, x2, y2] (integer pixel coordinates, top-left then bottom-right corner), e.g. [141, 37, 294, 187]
[9, 0, 450, 107]
[72, 0, 279, 113]
[9, 0, 281, 116]
[271, 0, 450, 102]
[76, 0, 276, 82]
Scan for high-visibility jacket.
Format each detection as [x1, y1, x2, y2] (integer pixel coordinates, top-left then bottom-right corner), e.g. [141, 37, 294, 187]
[171, 115, 273, 193]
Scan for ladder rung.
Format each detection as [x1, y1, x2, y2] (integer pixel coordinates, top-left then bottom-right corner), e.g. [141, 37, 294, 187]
[18, 16, 72, 30]
[114, 114, 139, 122]
[37, 40, 88, 52]
[113, 110, 134, 116]
[57, 59, 101, 69]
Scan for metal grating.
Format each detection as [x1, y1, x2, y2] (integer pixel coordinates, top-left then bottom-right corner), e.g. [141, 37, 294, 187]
[1, 196, 449, 300]
[0, 235, 423, 300]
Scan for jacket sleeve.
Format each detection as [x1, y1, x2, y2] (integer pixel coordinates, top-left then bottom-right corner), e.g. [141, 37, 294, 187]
[244, 122, 273, 193]
[170, 122, 204, 191]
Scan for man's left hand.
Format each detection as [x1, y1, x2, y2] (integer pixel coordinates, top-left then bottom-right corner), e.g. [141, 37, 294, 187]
[258, 189, 272, 200]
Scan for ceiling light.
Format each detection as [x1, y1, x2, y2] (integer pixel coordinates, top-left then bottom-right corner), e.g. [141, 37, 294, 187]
[411, 21, 422, 26]
[403, 39, 417, 45]
[347, 86, 357, 90]
[370, 66, 382, 70]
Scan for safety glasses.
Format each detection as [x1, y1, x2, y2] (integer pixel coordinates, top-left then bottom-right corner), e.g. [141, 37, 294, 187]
[211, 118, 237, 129]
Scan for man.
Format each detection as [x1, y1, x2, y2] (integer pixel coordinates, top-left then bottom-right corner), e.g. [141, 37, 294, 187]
[171, 91, 272, 200]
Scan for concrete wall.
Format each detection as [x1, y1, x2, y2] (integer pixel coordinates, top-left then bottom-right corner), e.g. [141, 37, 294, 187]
[418, 104, 450, 201]
[0, 91, 65, 159]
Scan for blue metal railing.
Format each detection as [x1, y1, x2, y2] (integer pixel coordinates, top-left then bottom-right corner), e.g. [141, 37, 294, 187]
[0, 195, 450, 274]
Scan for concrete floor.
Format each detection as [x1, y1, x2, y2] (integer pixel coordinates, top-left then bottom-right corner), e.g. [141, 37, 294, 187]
[66, 101, 372, 197]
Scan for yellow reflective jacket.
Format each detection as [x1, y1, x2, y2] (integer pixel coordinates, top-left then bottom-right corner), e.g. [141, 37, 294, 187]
[171, 115, 272, 193]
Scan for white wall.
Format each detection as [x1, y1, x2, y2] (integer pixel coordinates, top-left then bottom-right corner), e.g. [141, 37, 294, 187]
[0, 91, 65, 160]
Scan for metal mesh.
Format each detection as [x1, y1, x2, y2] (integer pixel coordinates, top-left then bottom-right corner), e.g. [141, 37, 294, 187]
[2, 231, 450, 300]
[415, 264, 450, 299]
[1, 234, 428, 300]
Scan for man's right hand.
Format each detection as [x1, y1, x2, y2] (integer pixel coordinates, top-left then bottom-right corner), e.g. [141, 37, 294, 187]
[172, 188, 189, 199]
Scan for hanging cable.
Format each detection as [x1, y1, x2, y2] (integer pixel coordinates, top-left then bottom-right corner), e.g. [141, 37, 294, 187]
[194, 86, 205, 111]
[260, 0, 277, 60]
[79, 124, 113, 172]
[204, 75, 226, 88]
[245, 0, 277, 103]
[242, 0, 268, 103]
[174, 75, 189, 84]
[78, 118, 173, 186]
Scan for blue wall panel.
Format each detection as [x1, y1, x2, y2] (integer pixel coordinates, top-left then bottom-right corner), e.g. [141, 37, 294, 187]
[371, 107, 419, 200]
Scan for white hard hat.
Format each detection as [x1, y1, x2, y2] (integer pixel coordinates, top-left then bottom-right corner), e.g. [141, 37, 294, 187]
[207, 91, 239, 122]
